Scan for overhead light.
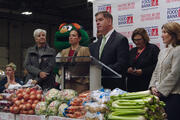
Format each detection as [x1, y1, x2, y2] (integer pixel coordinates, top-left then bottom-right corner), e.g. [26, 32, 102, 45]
[88, 0, 95, 3]
[21, 11, 32, 15]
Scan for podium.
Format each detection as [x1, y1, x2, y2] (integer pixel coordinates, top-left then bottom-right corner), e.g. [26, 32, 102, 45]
[56, 56, 122, 92]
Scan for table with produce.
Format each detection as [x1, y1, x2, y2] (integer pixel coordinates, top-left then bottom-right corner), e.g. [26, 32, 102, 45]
[0, 84, 167, 120]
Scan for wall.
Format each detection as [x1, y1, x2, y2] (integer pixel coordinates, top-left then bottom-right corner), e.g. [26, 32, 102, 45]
[0, 18, 58, 78]
[93, 0, 180, 49]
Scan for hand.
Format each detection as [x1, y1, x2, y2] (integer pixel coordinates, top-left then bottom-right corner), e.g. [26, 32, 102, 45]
[6, 74, 11, 83]
[39, 72, 49, 79]
[134, 69, 142, 76]
[127, 67, 135, 74]
[151, 87, 161, 97]
[31, 80, 37, 85]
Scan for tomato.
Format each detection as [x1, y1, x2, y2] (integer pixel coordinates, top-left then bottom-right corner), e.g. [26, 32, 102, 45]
[24, 94, 29, 101]
[30, 95, 36, 100]
[13, 106, 20, 114]
[15, 100, 21, 106]
[10, 106, 13, 113]
[27, 99, 33, 104]
[36, 90, 43, 94]
[30, 88, 36, 92]
[19, 104, 24, 110]
[28, 109, 34, 115]
[22, 105, 26, 110]
[36, 94, 42, 100]
[20, 99, 25, 104]
[25, 103, 31, 110]
[33, 100, 39, 104]
[22, 91, 27, 96]
[31, 103, 37, 110]
[25, 88, 31, 94]
[17, 93, 23, 99]
[12, 97, 18, 103]
[16, 88, 24, 94]
[30, 91, 36, 95]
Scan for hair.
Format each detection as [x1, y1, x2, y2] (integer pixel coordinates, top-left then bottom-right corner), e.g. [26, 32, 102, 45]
[6, 62, 16, 71]
[71, 29, 81, 37]
[131, 28, 150, 45]
[95, 11, 113, 22]
[33, 29, 47, 38]
[162, 22, 180, 47]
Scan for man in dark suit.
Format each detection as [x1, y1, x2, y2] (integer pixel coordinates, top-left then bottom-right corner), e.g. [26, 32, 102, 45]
[89, 11, 129, 90]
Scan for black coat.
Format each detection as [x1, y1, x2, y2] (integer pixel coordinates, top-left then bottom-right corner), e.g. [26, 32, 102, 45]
[89, 30, 129, 90]
[127, 43, 160, 92]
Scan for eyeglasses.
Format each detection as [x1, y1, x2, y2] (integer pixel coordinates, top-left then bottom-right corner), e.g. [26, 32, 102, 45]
[133, 38, 143, 42]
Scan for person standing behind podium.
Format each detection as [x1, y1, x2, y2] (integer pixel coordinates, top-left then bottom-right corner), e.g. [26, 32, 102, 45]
[89, 11, 129, 90]
[59, 29, 90, 93]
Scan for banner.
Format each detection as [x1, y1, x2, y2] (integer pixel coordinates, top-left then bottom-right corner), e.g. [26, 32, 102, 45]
[93, 0, 180, 49]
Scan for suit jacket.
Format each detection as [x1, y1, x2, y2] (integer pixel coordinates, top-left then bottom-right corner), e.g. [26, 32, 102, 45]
[149, 45, 180, 97]
[127, 43, 160, 92]
[89, 30, 129, 89]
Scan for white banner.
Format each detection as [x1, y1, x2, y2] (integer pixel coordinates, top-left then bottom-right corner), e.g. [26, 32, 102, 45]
[93, 0, 180, 49]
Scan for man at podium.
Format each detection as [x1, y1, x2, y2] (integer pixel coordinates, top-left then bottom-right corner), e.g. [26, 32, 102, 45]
[89, 11, 129, 90]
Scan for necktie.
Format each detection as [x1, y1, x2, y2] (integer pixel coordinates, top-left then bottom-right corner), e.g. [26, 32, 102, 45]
[99, 36, 106, 58]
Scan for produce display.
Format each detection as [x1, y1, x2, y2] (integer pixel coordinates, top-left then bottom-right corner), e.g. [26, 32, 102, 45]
[0, 87, 168, 120]
[9, 87, 43, 114]
[58, 103, 68, 117]
[107, 90, 166, 120]
[65, 91, 90, 118]
[35, 102, 48, 115]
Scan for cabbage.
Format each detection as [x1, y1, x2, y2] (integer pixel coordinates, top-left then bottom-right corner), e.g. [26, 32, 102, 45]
[45, 88, 60, 103]
[62, 89, 77, 101]
[35, 102, 47, 115]
[58, 103, 68, 117]
[47, 100, 62, 116]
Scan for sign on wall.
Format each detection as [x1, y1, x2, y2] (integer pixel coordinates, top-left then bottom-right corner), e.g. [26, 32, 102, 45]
[93, 0, 180, 49]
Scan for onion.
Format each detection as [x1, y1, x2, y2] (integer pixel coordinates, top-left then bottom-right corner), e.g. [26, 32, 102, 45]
[25, 103, 31, 110]
[15, 100, 21, 106]
[30, 95, 36, 100]
[36, 94, 42, 100]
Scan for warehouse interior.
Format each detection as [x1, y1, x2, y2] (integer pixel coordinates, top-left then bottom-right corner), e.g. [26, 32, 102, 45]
[0, 0, 93, 78]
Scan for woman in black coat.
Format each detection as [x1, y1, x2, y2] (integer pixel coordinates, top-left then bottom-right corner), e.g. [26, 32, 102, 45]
[127, 28, 160, 92]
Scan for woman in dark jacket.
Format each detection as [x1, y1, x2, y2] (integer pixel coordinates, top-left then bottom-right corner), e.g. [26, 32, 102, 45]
[127, 28, 160, 92]
[24, 29, 56, 90]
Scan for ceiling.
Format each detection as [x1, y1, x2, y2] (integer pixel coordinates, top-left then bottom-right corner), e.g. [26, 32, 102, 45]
[0, 0, 93, 28]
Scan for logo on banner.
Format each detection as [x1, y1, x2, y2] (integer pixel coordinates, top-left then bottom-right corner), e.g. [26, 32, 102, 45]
[120, 31, 133, 38]
[141, 12, 160, 21]
[118, 2, 135, 11]
[142, 0, 159, 9]
[167, 7, 180, 21]
[144, 26, 159, 39]
[166, 0, 180, 3]
[118, 14, 133, 27]
[98, 4, 111, 13]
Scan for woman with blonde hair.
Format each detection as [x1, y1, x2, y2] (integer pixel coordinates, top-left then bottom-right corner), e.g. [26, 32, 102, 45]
[149, 22, 180, 120]
[0, 62, 23, 92]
